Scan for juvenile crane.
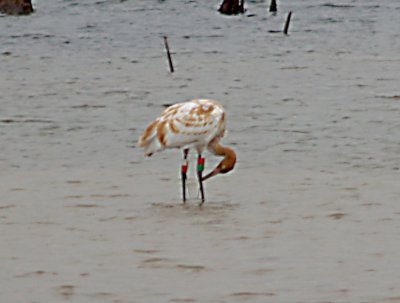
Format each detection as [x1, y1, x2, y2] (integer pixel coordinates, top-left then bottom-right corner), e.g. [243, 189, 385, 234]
[138, 99, 236, 204]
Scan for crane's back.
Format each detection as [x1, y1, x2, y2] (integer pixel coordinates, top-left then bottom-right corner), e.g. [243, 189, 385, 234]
[138, 99, 226, 156]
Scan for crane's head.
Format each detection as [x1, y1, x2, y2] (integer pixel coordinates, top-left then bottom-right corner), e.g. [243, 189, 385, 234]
[202, 147, 236, 181]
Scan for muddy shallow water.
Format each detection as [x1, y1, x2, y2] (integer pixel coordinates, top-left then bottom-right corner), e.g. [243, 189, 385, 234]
[1, 1, 400, 302]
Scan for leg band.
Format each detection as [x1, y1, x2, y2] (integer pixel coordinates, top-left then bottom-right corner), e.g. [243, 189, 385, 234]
[197, 157, 205, 172]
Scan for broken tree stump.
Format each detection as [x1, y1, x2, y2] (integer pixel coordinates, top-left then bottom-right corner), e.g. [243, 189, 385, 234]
[218, 0, 245, 15]
[0, 0, 33, 15]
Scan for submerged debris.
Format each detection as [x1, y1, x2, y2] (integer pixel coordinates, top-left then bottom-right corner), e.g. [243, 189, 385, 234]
[0, 0, 33, 15]
[218, 0, 245, 15]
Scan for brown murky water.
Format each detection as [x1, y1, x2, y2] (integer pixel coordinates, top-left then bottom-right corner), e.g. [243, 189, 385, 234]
[1, 1, 400, 302]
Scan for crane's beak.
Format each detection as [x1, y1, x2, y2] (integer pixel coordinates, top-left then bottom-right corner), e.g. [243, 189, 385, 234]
[202, 166, 221, 181]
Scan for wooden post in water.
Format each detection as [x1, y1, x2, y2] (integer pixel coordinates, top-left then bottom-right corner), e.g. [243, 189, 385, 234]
[163, 36, 174, 73]
[269, 0, 277, 12]
[283, 11, 292, 35]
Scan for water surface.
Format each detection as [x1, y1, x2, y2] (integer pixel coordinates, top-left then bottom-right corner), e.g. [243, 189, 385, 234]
[1, 1, 400, 302]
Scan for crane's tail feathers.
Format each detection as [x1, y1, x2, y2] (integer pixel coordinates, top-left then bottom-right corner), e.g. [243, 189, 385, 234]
[139, 136, 163, 157]
[138, 120, 162, 156]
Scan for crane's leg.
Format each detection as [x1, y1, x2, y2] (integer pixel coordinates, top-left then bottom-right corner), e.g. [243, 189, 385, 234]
[181, 149, 189, 203]
[197, 154, 205, 204]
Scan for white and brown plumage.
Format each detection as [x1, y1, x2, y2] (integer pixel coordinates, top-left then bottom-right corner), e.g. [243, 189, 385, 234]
[138, 99, 236, 203]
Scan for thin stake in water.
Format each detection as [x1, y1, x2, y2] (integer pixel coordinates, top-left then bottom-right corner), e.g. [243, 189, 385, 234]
[283, 11, 292, 35]
[163, 36, 174, 73]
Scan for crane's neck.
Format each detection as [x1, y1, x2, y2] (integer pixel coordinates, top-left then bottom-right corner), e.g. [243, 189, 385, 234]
[203, 142, 236, 180]
[211, 142, 236, 162]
